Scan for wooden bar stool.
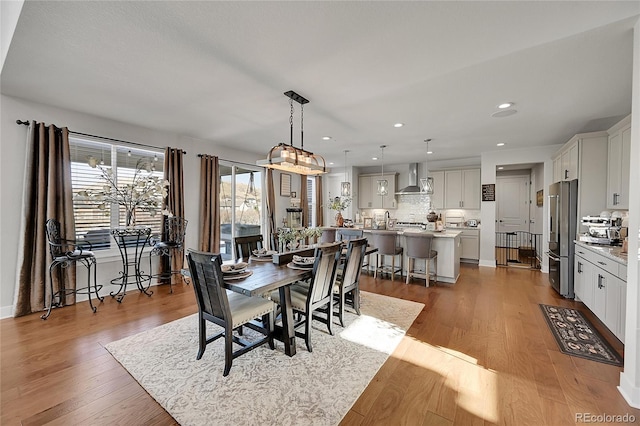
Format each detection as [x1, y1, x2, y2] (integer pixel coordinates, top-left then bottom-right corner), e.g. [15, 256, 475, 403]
[405, 233, 438, 286]
[370, 230, 403, 281]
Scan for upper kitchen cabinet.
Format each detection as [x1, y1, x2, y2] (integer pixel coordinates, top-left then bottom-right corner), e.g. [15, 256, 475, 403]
[444, 169, 480, 209]
[358, 173, 397, 209]
[606, 115, 631, 210]
[429, 171, 445, 210]
[552, 131, 608, 222]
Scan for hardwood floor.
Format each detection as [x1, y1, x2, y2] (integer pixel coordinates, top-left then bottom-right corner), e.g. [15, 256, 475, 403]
[1, 265, 637, 425]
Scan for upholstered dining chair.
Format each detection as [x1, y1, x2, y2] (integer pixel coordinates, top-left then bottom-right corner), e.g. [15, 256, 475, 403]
[186, 249, 275, 376]
[233, 234, 264, 260]
[148, 216, 188, 293]
[271, 241, 342, 352]
[370, 230, 404, 281]
[334, 237, 368, 327]
[44, 218, 104, 319]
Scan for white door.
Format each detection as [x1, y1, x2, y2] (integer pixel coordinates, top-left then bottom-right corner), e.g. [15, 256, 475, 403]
[497, 176, 530, 233]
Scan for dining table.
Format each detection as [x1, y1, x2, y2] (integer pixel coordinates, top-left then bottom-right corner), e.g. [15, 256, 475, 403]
[182, 257, 311, 357]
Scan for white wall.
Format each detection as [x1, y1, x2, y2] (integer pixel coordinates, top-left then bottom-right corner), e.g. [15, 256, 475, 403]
[0, 0, 24, 72]
[479, 145, 561, 270]
[0, 94, 261, 317]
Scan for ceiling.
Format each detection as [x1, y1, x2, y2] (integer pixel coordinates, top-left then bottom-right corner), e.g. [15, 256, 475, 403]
[2, 1, 638, 170]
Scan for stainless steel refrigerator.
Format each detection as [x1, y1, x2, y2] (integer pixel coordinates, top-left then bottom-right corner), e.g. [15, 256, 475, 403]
[547, 179, 578, 298]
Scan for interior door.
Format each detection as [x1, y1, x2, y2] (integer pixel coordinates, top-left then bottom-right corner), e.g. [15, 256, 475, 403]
[497, 176, 530, 233]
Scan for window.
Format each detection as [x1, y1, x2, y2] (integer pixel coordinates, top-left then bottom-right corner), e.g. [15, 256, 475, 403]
[69, 137, 164, 249]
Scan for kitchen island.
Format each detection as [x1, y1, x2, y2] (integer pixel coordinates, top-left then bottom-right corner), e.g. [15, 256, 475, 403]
[363, 229, 461, 283]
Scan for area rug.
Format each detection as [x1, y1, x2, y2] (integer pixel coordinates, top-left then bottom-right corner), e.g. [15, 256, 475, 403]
[539, 304, 623, 366]
[105, 292, 424, 426]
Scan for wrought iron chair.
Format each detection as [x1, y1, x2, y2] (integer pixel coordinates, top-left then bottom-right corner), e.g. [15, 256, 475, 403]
[271, 241, 342, 352]
[334, 237, 368, 327]
[233, 234, 264, 260]
[186, 249, 275, 376]
[148, 216, 188, 293]
[43, 219, 104, 319]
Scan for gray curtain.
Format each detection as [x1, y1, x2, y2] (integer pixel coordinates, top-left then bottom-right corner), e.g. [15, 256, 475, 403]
[266, 169, 277, 250]
[161, 147, 185, 280]
[199, 155, 220, 252]
[315, 176, 323, 226]
[14, 122, 75, 317]
[300, 175, 309, 228]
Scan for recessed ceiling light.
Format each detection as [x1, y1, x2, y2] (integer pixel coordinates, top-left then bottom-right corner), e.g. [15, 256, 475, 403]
[498, 166, 504, 170]
[497, 102, 514, 109]
[372, 157, 378, 160]
[393, 123, 404, 128]
[491, 109, 517, 118]
[497, 143, 505, 146]
[427, 151, 433, 155]
[329, 162, 334, 165]
[322, 136, 331, 140]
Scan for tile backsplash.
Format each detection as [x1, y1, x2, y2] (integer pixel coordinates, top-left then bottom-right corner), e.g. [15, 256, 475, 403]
[358, 194, 480, 225]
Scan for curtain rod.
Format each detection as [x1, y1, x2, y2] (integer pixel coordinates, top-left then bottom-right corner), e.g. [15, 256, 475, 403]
[198, 154, 260, 169]
[16, 119, 186, 154]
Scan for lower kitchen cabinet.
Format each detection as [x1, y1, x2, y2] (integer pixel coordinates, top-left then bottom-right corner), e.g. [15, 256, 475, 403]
[574, 242, 627, 343]
[459, 229, 479, 262]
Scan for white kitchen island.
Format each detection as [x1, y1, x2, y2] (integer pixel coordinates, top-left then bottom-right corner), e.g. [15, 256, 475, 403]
[363, 229, 461, 283]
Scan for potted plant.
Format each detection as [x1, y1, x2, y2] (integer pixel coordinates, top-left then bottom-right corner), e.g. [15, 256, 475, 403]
[328, 196, 351, 227]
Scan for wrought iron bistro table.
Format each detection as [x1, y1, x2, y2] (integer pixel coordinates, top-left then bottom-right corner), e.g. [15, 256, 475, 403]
[110, 227, 154, 302]
[182, 258, 312, 357]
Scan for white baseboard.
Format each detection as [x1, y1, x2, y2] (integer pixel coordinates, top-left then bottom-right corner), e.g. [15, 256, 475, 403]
[619, 372, 640, 409]
[0, 305, 13, 319]
[479, 259, 496, 268]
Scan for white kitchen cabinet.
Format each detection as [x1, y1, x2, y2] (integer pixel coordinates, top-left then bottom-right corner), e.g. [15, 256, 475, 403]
[573, 242, 627, 343]
[606, 115, 631, 209]
[428, 171, 445, 210]
[444, 169, 480, 209]
[551, 131, 608, 232]
[358, 173, 397, 210]
[459, 229, 479, 262]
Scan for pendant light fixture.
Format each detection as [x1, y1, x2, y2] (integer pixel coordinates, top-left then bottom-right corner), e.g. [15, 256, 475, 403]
[376, 145, 388, 196]
[256, 90, 327, 175]
[420, 139, 434, 194]
[340, 149, 351, 197]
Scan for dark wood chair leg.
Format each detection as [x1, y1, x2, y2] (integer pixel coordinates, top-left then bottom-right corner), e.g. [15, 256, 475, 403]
[305, 313, 313, 352]
[197, 316, 206, 360]
[223, 330, 233, 377]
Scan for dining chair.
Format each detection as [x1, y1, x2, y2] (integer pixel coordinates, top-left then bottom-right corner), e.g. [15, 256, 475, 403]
[233, 234, 264, 260]
[271, 241, 342, 352]
[148, 216, 188, 293]
[336, 228, 363, 242]
[370, 230, 403, 281]
[186, 249, 275, 376]
[319, 227, 337, 244]
[405, 233, 438, 286]
[334, 237, 367, 327]
[43, 218, 104, 319]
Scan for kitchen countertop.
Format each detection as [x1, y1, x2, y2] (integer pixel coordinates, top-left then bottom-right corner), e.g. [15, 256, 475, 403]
[364, 228, 462, 238]
[575, 240, 627, 265]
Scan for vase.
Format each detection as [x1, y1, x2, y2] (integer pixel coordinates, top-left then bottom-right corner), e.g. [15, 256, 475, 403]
[335, 211, 344, 227]
[125, 208, 136, 228]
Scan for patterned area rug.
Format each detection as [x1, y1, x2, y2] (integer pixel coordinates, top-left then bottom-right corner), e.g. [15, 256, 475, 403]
[539, 304, 623, 366]
[105, 292, 424, 426]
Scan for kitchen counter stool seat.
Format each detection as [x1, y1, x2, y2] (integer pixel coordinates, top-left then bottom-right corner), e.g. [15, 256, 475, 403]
[405, 233, 438, 286]
[370, 230, 403, 281]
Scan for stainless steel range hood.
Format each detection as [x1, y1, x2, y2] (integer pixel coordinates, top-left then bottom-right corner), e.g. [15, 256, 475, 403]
[396, 163, 422, 194]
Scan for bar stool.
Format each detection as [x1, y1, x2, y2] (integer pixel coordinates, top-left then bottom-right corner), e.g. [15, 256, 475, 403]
[405, 233, 438, 286]
[319, 227, 337, 244]
[370, 230, 403, 281]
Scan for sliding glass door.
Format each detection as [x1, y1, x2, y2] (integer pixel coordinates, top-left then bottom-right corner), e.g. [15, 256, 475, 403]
[219, 162, 263, 260]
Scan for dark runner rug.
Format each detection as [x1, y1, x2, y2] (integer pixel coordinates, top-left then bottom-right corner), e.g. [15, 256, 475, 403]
[539, 304, 623, 366]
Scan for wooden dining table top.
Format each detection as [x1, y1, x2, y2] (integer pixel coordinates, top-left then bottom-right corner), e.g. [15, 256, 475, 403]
[221, 258, 312, 297]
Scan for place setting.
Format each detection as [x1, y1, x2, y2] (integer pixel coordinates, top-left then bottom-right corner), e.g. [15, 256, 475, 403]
[287, 255, 315, 270]
[250, 248, 278, 262]
[221, 262, 252, 281]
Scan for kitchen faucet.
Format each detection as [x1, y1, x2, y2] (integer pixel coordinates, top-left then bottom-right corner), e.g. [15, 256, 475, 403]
[384, 211, 390, 223]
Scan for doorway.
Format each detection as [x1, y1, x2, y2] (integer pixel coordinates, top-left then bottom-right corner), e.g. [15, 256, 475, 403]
[495, 171, 541, 269]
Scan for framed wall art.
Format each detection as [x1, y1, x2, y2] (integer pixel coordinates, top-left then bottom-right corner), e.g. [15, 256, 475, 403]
[280, 173, 291, 196]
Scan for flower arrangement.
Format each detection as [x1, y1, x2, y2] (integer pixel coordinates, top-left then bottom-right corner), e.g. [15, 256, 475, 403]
[76, 156, 170, 227]
[328, 196, 351, 212]
[277, 227, 324, 250]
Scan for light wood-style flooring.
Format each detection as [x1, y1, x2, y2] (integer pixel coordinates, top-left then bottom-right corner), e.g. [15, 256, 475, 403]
[1, 265, 637, 425]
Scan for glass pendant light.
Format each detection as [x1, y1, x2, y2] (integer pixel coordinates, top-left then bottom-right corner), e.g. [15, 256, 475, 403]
[376, 145, 388, 196]
[420, 139, 434, 195]
[340, 149, 351, 197]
